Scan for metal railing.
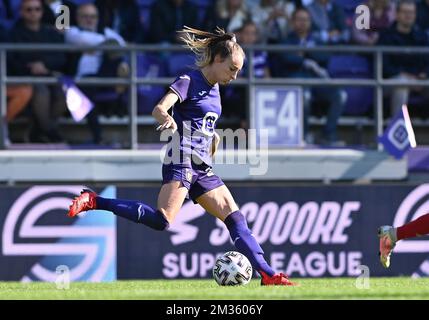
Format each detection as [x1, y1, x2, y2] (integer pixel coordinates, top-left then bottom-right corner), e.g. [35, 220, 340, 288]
[1, 43, 429, 150]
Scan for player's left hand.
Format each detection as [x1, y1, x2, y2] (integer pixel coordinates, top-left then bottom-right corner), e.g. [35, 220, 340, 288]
[156, 116, 177, 133]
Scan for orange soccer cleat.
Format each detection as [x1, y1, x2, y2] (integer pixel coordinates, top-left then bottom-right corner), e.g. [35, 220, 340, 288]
[68, 189, 98, 217]
[260, 271, 297, 286]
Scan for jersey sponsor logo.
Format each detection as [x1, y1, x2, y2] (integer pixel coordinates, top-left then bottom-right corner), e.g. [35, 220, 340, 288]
[179, 75, 190, 80]
[201, 112, 218, 136]
[198, 90, 207, 96]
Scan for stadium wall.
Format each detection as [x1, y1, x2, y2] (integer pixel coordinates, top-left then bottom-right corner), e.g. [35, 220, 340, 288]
[0, 149, 407, 183]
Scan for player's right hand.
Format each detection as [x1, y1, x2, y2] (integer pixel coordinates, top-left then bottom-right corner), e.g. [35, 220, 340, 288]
[156, 117, 177, 133]
[210, 131, 220, 157]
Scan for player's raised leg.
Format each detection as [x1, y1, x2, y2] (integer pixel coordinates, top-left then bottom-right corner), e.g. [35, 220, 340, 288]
[378, 213, 429, 268]
[67, 182, 187, 230]
[195, 185, 296, 286]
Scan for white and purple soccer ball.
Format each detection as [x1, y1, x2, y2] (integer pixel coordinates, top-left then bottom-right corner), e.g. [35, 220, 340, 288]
[212, 251, 253, 286]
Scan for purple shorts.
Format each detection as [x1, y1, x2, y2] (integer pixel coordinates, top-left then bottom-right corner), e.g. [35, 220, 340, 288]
[162, 162, 225, 203]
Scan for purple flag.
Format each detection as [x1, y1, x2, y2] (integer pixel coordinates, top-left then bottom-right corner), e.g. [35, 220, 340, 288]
[378, 104, 417, 159]
[60, 76, 94, 122]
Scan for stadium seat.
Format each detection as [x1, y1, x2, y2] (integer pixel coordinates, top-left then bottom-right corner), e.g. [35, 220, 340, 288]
[137, 0, 156, 32]
[341, 86, 374, 116]
[136, 0, 156, 5]
[188, 0, 211, 6]
[328, 54, 371, 77]
[188, 0, 210, 26]
[328, 54, 374, 115]
[0, 0, 19, 27]
[405, 93, 429, 119]
[0, 2, 7, 28]
[333, 0, 362, 16]
[0, 1, 5, 18]
[92, 91, 121, 103]
[9, 0, 21, 15]
[69, 0, 95, 4]
[167, 53, 195, 77]
[137, 53, 167, 114]
[332, 0, 362, 26]
[139, 7, 151, 32]
[333, 0, 363, 9]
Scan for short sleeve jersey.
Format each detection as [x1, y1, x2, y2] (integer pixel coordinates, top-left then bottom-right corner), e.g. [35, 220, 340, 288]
[168, 69, 222, 166]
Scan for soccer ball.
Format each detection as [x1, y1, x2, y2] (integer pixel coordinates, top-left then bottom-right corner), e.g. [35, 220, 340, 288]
[212, 251, 253, 286]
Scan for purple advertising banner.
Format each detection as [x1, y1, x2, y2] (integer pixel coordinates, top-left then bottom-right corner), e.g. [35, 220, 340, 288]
[0, 186, 116, 282]
[117, 184, 429, 279]
[1, 184, 429, 281]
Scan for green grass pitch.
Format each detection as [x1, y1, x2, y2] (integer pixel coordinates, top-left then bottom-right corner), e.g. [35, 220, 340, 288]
[1, 278, 429, 300]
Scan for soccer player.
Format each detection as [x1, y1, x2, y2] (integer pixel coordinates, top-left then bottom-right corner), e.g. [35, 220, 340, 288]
[378, 213, 429, 268]
[67, 26, 295, 286]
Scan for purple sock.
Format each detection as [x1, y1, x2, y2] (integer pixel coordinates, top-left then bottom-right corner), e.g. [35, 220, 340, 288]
[224, 210, 275, 277]
[96, 197, 169, 231]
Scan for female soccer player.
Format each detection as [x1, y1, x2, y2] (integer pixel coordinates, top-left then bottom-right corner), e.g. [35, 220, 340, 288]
[67, 26, 295, 286]
[379, 213, 429, 268]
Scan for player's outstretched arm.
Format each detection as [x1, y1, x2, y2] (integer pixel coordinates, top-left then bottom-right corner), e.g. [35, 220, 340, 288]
[152, 90, 179, 132]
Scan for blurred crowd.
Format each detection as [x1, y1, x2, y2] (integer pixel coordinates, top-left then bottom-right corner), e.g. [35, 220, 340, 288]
[1, 0, 429, 146]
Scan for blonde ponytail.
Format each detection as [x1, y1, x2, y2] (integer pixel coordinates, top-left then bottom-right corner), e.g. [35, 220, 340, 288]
[178, 26, 243, 68]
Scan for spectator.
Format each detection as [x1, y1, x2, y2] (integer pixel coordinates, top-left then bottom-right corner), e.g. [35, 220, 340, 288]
[306, 0, 350, 44]
[95, 0, 141, 43]
[41, 0, 77, 28]
[222, 20, 270, 129]
[250, 0, 297, 44]
[8, 0, 67, 143]
[352, 0, 395, 45]
[148, 0, 199, 43]
[236, 20, 270, 78]
[204, 0, 251, 33]
[277, 7, 346, 146]
[66, 4, 128, 78]
[65, 3, 130, 144]
[378, 0, 429, 116]
[417, 0, 429, 37]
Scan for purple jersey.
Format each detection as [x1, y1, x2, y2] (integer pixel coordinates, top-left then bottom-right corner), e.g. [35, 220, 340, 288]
[168, 69, 221, 166]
